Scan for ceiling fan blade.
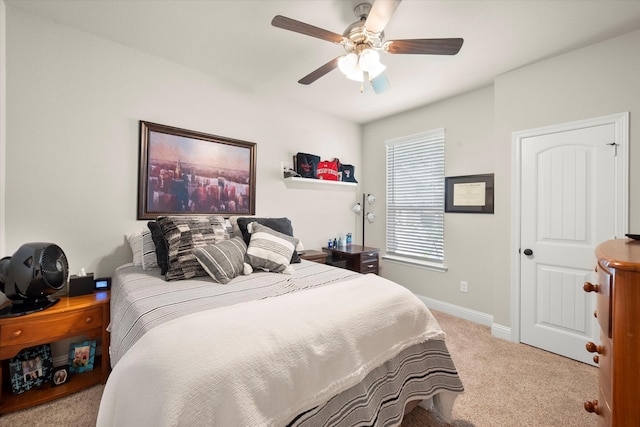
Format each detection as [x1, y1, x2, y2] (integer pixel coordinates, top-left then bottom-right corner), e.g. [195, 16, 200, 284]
[298, 57, 341, 85]
[370, 72, 391, 94]
[365, 0, 402, 34]
[384, 38, 464, 55]
[271, 15, 345, 44]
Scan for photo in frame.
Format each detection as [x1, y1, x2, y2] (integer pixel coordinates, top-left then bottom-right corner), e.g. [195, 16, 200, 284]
[137, 121, 257, 220]
[51, 365, 70, 387]
[68, 340, 96, 373]
[8, 344, 53, 395]
[445, 174, 494, 213]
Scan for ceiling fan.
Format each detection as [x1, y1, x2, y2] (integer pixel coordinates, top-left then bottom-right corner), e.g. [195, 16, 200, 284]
[271, 0, 463, 93]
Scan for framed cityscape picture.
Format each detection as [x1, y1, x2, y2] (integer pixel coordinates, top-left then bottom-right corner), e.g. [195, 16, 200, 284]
[137, 121, 257, 220]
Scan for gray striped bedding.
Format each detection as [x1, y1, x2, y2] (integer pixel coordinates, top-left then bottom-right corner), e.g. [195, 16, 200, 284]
[108, 260, 463, 425]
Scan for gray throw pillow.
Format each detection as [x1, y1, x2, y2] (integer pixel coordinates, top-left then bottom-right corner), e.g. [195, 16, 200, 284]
[193, 237, 248, 284]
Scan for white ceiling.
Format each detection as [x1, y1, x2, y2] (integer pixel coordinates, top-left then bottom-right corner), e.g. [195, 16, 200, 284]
[7, 0, 640, 124]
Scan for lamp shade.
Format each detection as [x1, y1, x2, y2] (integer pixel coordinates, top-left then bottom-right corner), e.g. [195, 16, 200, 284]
[338, 53, 364, 82]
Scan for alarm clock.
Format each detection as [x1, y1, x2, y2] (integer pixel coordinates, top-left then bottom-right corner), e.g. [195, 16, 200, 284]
[94, 277, 111, 290]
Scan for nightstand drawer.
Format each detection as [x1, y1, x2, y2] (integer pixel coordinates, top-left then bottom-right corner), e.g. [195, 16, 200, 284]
[0, 307, 103, 347]
[360, 261, 379, 274]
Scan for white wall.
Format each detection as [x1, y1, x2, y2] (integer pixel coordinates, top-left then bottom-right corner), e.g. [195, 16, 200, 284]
[362, 86, 497, 316]
[363, 29, 640, 329]
[2, 6, 362, 277]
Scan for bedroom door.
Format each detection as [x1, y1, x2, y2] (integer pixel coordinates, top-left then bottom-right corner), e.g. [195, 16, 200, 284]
[517, 113, 628, 365]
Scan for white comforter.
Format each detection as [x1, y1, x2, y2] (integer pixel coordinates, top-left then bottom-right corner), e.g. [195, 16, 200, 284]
[97, 274, 444, 427]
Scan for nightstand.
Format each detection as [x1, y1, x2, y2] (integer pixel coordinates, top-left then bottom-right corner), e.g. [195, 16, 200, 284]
[0, 291, 110, 414]
[298, 250, 328, 264]
[323, 245, 379, 274]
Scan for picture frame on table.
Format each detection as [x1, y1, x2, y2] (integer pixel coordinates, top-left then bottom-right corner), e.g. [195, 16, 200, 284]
[51, 365, 70, 387]
[137, 121, 257, 220]
[8, 344, 53, 395]
[445, 173, 495, 214]
[68, 340, 96, 373]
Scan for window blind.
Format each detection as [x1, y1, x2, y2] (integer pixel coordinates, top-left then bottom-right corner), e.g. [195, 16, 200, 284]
[386, 129, 445, 263]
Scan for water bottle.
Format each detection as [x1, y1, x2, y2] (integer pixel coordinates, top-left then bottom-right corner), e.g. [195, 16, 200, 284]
[328, 239, 333, 249]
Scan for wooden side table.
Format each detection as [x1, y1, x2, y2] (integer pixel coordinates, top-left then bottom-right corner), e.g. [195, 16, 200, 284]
[299, 250, 328, 264]
[0, 291, 110, 414]
[323, 245, 380, 274]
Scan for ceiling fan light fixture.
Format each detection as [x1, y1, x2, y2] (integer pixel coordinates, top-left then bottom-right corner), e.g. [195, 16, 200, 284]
[358, 48, 379, 71]
[338, 53, 364, 82]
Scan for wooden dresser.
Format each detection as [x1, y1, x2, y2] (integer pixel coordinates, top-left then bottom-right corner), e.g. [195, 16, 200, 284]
[583, 239, 640, 426]
[323, 245, 379, 274]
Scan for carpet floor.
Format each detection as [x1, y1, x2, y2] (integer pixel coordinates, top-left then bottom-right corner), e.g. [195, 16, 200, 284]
[0, 309, 598, 426]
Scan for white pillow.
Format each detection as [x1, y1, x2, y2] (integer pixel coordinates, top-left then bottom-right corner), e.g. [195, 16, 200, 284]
[126, 231, 143, 266]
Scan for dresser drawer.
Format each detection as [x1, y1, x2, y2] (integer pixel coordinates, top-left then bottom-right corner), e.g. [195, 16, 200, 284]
[596, 263, 612, 338]
[0, 307, 103, 347]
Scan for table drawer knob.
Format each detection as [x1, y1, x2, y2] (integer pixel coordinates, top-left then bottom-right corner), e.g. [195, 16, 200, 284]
[583, 282, 599, 293]
[584, 399, 600, 414]
[585, 341, 604, 354]
[12, 329, 23, 337]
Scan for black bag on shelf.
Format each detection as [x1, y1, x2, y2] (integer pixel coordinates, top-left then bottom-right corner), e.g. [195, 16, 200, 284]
[340, 164, 358, 183]
[294, 153, 321, 179]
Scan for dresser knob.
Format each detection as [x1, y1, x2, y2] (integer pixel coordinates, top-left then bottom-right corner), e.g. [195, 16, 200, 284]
[593, 310, 598, 319]
[12, 329, 23, 337]
[584, 399, 600, 414]
[593, 355, 599, 364]
[85, 317, 93, 323]
[583, 282, 599, 293]
[586, 341, 604, 354]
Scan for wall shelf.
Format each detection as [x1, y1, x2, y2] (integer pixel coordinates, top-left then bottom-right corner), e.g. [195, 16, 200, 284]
[281, 161, 357, 189]
[284, 176, 357, 187]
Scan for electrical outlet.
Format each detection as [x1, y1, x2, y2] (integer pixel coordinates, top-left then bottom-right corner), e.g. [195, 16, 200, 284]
[460, 281, 468, 293]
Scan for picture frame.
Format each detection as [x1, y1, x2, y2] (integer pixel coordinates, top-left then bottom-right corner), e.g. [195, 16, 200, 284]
[445, 174, 494, 214]
[51, 365, 70, 387]
[8, 344, 53, 395]
[68, 340, 96, 373]
[138, 121, 257, 220]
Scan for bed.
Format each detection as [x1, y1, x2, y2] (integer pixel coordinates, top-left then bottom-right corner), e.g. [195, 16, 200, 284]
[96, 216, 463, 426]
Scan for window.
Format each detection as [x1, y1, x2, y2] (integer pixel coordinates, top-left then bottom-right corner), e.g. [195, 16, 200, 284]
[385, 129, 445, 268]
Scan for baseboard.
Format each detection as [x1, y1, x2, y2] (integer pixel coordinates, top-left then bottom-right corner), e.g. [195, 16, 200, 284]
[415, 294, 513, 342]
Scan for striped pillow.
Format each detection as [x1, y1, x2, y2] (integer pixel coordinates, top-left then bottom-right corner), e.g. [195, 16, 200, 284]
[141, 229, 158, 270]
[245, 223, 298, 274]
[192, 237, 247, 284]
[157, 216, 230, 281]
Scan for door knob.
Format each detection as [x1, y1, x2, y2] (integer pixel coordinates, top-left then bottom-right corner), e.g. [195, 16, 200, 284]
[523, 248, 533, 256]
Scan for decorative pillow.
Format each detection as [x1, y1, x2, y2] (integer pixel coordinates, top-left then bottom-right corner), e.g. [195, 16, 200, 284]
[245, 223, 298, 274]
[192, 237, 247, 284]
[156, 216, 230, 281]
[147, 221, 170, 275]
[236, 217, 301, 263]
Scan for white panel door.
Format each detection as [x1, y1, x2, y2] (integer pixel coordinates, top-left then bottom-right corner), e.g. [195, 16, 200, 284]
[520, 123, 617, 365]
